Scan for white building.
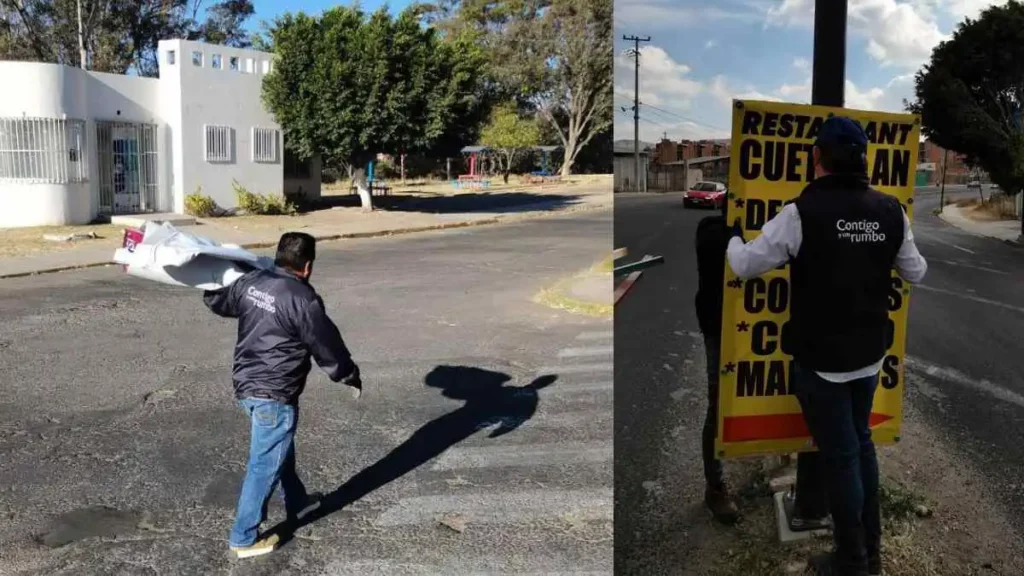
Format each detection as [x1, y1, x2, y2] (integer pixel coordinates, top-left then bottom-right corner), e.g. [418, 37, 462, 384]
[0, 39, 321, 229]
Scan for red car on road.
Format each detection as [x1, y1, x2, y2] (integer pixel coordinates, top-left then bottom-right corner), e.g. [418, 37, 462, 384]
[683, 181, 727, 209]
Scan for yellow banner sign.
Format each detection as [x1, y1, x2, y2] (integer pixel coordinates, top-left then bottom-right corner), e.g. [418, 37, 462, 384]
[716, 99, 921, 459]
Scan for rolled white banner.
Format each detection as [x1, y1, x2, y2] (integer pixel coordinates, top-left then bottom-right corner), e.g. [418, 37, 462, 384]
[113, 222, 275, 291]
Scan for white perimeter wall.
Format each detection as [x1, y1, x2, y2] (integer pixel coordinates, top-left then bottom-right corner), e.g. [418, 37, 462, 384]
[158, 40, 283, 213]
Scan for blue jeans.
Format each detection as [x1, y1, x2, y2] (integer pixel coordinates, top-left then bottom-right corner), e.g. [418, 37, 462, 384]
[793, 363, 881, 574]
[228, 398, 309, 547]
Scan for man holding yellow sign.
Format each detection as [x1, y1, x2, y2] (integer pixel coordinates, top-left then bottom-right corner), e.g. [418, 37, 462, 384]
[723, 108, 927, 576]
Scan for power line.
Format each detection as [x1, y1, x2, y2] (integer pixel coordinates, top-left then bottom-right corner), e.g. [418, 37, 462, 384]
[641, 102, 731, 134]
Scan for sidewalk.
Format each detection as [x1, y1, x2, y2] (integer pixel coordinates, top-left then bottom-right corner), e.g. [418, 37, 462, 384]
[0, 184, 611, 279]
[939, 204, 1023, 245]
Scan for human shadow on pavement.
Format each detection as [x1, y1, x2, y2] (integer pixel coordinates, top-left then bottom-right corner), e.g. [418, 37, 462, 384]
[270, 365, 558, 541]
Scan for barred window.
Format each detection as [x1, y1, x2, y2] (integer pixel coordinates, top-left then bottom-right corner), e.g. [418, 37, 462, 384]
[0, 117, 88, 183]
[204, 125, 234, 163]
[252, 127, 279, 163]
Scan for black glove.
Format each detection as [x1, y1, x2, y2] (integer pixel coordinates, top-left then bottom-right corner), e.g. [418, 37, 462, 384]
[340, 365, 362, 399]
[731, 218, 745, 242]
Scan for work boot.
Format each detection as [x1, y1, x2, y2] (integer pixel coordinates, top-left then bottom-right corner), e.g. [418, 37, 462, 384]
[230, 533, 280, 559]
[704, 485, 740, 524]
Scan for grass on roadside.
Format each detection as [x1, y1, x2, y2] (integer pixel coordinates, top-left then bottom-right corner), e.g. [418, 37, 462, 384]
[707, 470, 939, 576]
[535, 283, 612, 318]
[0, 224, 125, 259]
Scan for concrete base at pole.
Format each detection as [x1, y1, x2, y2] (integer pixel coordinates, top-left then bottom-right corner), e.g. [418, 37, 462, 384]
[774, 490, 831, 543]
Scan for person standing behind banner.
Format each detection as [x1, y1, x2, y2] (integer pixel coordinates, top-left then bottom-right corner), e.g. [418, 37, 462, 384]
[693, 199, 740, 524]
[725, 116, 927, 576]
[203, 232, 362, 559]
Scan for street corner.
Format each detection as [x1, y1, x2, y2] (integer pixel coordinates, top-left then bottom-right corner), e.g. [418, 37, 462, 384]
[938, 202, 1023, 247]
[533, 257, 613, 319]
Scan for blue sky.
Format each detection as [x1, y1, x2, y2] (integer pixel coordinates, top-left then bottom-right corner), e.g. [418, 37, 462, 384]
[240, 0, 415, 31]
[613, 0, 1009, 142]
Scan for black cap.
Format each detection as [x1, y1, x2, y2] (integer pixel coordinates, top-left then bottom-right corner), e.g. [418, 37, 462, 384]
[815, 116, 869, 151]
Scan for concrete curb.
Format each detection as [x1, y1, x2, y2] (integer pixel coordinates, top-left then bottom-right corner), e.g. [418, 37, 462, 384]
[0, 202, 611, 280]
[938, 205, 1023, 248]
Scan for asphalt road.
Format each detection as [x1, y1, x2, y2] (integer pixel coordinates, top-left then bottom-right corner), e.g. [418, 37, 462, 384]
[613, 187, 1024, 573]
[0, 211, 613, 575]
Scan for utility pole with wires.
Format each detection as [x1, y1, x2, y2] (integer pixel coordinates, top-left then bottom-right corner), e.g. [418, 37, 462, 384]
[623, 34, 650, 192]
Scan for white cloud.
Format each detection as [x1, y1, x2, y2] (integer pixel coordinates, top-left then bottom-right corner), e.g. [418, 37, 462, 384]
[766, 0, 948, 70]
[705, 39, 719, 49]
[614, 45, 704, 109]
[942, 0, 1010, 21]
[793, 57, 811, 73]
[616, 0, 768, 30]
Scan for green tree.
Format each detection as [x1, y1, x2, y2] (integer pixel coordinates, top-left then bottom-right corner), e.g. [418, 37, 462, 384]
[261, 6, 489, 209]
[425, 0, 611, 176]
[0, 0, 255, 76]
[479, 102, 541, 183]
[908, 0, 1024, 233]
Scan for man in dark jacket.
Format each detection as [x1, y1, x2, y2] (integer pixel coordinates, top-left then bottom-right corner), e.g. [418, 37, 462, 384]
[204, 232, 361, 558]
[694, 199, 740, 524]
[726, 116, 927, 576]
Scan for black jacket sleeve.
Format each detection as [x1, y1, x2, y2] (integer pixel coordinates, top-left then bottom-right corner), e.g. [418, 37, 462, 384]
[300, 296, 360, 386]
[203, 281, 242, 318]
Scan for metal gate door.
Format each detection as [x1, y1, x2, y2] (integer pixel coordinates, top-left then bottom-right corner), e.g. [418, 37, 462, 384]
[97, 122, 158, 215]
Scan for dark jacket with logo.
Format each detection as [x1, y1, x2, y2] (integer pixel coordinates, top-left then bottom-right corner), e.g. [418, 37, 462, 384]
[203, 268, 359, 404]
[694, 215, 731, 339]
[790, 173, 904, 372]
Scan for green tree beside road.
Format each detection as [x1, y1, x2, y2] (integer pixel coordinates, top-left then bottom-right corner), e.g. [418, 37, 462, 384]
[479, 102, 542, 183]
[260, 6, 490, 208]
[909, 0, 1024, 232]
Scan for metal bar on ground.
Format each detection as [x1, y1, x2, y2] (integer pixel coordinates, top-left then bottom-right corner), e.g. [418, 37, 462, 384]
[613, 255, 664, 276]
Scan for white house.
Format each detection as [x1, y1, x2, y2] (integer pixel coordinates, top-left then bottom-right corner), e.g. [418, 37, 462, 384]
[0, 39, 321, 229]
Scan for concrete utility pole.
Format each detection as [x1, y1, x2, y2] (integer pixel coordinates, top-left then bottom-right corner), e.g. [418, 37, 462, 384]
[624, 34, 650, 192]
[939, 148, 949, 211]
[792, 0, 849, 527]
[76, 0, 87, 69]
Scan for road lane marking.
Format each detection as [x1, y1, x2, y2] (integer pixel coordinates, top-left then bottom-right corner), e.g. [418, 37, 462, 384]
[431, 441, 612, 471]
[928, 259, 1008, 275]
[916, 228, 977, 254]
[536, 362, 613, 375]
[558, 346, 613, 358]
[915, 284, 1024, 314]
[906, 356, 1024, 410]
[576, 330, 613, 341]
[373, 488, 612, 526]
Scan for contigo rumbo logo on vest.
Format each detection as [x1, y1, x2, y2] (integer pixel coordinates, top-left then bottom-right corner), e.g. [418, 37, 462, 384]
[836, 219, 886, 243]
[247, 286, 277, 313]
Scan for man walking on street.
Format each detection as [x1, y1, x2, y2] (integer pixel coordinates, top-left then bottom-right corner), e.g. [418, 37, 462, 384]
[204, 232, 362, 558]
[725, 117, 927, 576]
[694, 199, 740, 524]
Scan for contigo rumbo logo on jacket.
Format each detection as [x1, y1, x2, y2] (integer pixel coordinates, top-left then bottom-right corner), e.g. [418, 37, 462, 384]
[836, 219, 886, 243]
[246, 286, 277, 313]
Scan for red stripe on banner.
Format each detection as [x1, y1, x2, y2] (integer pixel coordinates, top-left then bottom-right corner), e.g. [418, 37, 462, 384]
[722, 412, 894, 443]
[613, 271, 642, 305]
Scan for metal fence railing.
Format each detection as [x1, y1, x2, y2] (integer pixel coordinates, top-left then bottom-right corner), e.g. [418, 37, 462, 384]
[96, 121, 158, 215]
[0, 117, 88, 183]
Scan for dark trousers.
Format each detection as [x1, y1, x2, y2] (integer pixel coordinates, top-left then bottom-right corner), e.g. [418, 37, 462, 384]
[701, 334, 725, 489]
[793, 363, 882, 574]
